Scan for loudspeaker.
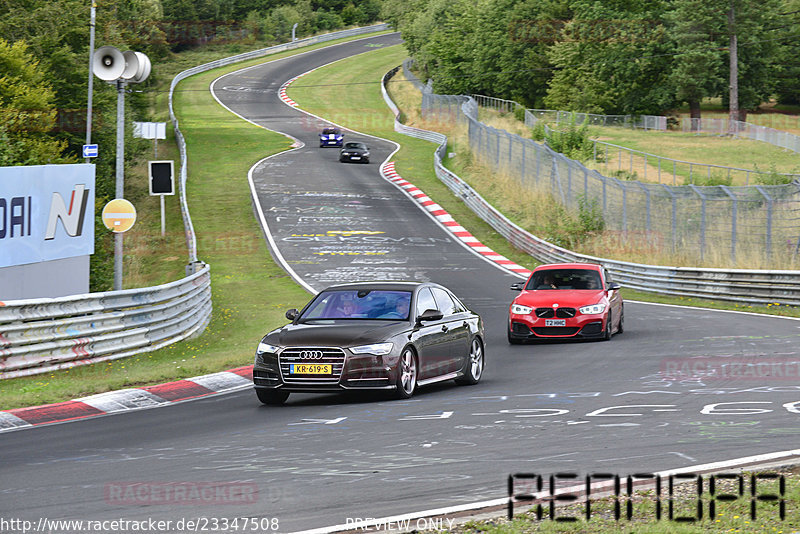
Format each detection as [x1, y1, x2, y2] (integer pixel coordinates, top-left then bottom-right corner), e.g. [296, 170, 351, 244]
[132, 52, 151, 83]
[121, 50, 140, 80]
[93, 46, 125, 81]
[121, 51, 151, 83]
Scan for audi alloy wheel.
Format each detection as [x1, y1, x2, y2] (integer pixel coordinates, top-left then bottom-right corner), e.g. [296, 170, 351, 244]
[395, 347, 417, 399]
[456, 338, 484, 385]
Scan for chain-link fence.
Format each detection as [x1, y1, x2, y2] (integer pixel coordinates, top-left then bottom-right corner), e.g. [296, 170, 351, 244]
[680, 117, 800, 153]
[403, 61, 800, 267]
[470, 92, 800, 186]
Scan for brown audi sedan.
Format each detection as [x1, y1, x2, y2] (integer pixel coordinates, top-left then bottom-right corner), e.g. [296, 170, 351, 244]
[253, 282, 485, 405]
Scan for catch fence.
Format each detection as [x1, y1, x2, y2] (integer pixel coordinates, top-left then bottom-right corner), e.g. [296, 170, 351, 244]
[402, 61, 800, 267]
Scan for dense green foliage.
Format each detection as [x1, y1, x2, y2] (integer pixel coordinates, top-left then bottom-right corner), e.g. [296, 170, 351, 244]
[387, 0, 800, 115]
[1, 0, 382, 290]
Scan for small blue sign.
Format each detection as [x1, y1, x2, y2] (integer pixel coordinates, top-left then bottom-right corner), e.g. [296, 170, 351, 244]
[82, 144, 98, 158]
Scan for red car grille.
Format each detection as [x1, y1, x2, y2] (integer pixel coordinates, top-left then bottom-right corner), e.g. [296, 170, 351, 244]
[535, 307, 576, 318]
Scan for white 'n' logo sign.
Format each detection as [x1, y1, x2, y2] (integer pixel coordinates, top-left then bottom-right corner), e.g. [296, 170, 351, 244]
[45, 184, 90, 240]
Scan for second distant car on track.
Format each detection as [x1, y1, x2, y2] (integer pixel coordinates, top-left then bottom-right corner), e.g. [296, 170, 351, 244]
[339, 141, 370, 163]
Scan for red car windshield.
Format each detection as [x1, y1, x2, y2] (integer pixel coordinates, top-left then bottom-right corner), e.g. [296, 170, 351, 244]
[525, 269, 602, 290]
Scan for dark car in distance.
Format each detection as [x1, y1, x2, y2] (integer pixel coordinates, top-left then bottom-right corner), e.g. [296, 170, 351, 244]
[339, 141, 369, 163]
[319, 126, 343, 147]
[253, 282, 485, 404]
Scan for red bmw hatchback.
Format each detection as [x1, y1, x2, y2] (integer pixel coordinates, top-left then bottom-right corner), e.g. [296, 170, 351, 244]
[507, 263, 623, 344]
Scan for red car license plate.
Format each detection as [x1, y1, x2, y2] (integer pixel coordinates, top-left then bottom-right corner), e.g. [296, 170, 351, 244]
[545, 319, 566, 326]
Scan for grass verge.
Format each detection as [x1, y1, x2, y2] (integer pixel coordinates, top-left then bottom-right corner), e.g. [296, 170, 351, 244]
[586, 125, 800, 186]
[0, 31, 390, 411]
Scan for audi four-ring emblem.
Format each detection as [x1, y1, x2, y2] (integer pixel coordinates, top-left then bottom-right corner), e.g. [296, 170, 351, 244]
[300, 350, 324, 359]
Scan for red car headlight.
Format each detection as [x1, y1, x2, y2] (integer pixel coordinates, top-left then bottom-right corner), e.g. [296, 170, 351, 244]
[511, 304, 533, 315]
[579, 303, 606, 315]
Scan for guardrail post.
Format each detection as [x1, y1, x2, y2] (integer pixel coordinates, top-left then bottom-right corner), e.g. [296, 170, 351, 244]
[186, 260, 207, 276]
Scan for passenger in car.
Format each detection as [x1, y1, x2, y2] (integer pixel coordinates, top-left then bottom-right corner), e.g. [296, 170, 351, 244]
[332, 300, 357, 318]
[539, 274, 558, 289]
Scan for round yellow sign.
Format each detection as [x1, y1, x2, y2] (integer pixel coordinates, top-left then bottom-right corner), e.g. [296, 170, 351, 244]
[102, 198, 137, 233]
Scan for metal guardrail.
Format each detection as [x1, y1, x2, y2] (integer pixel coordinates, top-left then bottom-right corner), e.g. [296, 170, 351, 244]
[383, 66, 800, 306]
[0, 25, 391, 380]
[0, 267, 212, 379]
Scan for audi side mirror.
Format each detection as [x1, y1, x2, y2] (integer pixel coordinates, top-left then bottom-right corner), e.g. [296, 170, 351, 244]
[285, 309, 298, 321]
[416, 309, 444, 324]
[608, 283, 621, 291]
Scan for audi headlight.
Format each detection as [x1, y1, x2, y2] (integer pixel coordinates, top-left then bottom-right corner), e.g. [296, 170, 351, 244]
[350, 342, 393, 356]
[579, 303, 606, 315]
[363, 151, 370, 156]
[511, 304, 533, 315]
[257, 342, 281, 354]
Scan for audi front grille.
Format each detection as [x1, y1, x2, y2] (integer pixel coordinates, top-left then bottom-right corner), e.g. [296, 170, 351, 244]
[279, 347, 346, 382]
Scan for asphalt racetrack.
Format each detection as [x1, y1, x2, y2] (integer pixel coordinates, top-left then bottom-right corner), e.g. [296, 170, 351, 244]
[3, 33, 800, 533]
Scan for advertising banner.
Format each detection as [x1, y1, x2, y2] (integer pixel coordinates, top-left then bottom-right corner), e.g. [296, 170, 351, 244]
[0, 164, 95, 268]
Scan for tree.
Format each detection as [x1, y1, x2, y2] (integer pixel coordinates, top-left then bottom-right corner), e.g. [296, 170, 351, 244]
[465, 0, 568, 108]
[544, 0, 677, 115]
[720, 0, 781, 123]
[0, 38, 73, 165]
[774, 0, 800, 105]
[664, 0, 726, 123]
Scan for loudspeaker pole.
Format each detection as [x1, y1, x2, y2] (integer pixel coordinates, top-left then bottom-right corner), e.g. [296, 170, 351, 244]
[92, 45, 150, 292]
[85, 1, 96, 163]
[114, 79, 126, 290]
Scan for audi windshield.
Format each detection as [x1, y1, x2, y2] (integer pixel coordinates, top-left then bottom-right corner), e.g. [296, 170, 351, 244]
[299, 290, 412, 321]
